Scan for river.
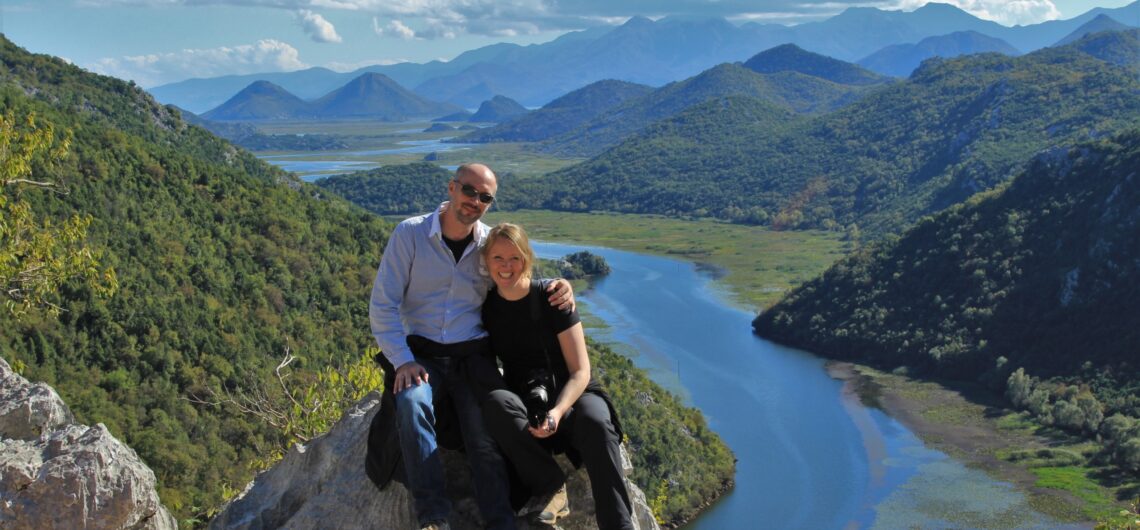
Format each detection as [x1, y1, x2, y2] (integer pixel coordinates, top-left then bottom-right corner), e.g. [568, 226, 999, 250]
[533, 242, 1072, 530]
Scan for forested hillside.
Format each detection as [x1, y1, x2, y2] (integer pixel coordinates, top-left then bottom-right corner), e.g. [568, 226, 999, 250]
[753, 130, 1140, 459]
[315, 162, 453, 215]
[0, 37, 734, 526]
[535, 59, 874, 158]
[456, 79, 653, 143]
[525, 32, 1140, 234]
[0, 36, 391, 518]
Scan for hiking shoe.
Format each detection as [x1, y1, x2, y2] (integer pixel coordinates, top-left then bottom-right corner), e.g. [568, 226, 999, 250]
[420, 521, 450, 530]
[522, 484, 569, 524]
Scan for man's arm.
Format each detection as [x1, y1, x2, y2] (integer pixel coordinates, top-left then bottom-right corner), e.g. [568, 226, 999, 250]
[545, 278, 575, 312]
[369, 222, 417, 369]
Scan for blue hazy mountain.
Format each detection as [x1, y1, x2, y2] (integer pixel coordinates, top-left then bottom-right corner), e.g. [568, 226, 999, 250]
[311, 72, 461, 120]
[201, 73, 461, 121]
[150, 2, 1140, 114]
[201, 80, 313, 121]
[467, 95, 529, 122]
[858, 31, 1021, 77]
[1054, 14, 1136, 46]
[744, 43, 889, 85]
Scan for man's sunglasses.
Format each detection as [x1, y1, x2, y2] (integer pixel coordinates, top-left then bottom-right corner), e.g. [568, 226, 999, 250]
[456, 181, 495, 204]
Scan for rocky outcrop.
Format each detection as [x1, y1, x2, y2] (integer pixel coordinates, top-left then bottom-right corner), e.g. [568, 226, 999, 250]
[0, 357, 177, 530]
[209, 391, 660, 530]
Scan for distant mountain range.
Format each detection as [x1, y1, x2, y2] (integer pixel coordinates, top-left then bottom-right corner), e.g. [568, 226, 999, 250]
[201, 73, 461, 121]
[526, 45, 889, 157]
[506, 30, 1140, 236]
[149, 2, 1140, 113]
[857, 31, 1022, 78]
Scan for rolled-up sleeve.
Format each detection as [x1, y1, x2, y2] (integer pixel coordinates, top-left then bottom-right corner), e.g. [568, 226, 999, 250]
[370, 221, 415, 369]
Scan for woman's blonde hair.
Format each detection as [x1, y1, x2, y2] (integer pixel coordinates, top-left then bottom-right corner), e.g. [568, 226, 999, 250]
[482, 222, 536, 281]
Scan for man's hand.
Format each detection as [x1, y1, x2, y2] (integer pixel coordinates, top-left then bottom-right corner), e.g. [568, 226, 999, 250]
[394, 361, 429, 393]
[546, 278, 575, 312]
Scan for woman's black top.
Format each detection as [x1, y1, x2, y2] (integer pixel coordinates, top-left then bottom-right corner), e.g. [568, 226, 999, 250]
[481, 279, 580, 394]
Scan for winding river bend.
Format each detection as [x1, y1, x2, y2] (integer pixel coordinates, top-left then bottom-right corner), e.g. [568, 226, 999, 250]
[534, 242, 1071, 530]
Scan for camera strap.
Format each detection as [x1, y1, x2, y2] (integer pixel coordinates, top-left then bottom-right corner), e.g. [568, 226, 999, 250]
[528, 279, 558, 391]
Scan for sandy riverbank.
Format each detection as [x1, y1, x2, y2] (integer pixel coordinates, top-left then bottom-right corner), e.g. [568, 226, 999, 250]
[826, 361, 1098, 526]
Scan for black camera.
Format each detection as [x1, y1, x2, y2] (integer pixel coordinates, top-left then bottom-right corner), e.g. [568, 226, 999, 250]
[521, 369, 552, 429]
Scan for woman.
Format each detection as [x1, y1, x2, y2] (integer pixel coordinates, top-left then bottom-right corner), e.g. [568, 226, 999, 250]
[479, 223, 633, 530]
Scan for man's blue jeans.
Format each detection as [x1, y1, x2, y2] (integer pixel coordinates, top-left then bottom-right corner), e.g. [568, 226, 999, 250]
[394, 355, 515, 529]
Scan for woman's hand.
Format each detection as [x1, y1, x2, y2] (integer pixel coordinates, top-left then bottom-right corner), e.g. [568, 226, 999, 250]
[528, 409, 562, 439]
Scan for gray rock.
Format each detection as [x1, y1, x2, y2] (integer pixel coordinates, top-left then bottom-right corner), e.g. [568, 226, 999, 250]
[0, 358, 74, 440]
[0, 357, 177, 530]
[209, 391, 661, 530]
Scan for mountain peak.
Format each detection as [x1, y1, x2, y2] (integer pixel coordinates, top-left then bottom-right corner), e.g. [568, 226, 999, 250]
[468, 94, 528, 123]
[202, 80, 309, 121]
[1054, 14, 1135, 47]
[744, 44, 887, 86]
[315, 72, 459, 119]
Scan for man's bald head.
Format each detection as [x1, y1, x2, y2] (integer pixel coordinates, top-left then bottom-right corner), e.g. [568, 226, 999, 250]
[455, 163, 497, 187]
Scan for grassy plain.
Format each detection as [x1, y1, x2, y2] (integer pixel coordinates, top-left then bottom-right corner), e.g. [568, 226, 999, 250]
[486, 209, 851, 311]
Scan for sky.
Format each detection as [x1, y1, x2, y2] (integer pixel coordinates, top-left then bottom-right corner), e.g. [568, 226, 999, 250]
[1, 0, 1133, 88]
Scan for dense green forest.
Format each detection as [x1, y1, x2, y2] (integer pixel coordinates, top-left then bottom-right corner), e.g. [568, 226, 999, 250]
[314, 162, 454, 215]
[0, 37, 733, 526]
[0, 35, 392, 518]
[519, 31, 1140, 236]
[753, 130, 1140, 469]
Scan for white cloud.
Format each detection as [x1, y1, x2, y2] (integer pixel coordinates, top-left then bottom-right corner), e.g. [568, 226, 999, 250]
[373, 17, 417, 39]
[90, 39, 307, 87]
[65, 0, 1070, 39]
[889, 0, 1062, 25]
[296, 9, 343, 42]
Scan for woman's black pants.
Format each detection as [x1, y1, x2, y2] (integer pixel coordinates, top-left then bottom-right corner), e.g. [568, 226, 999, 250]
[483, 389, 634, 530]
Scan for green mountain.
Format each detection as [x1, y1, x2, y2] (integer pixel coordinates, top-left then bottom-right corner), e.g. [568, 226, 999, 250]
[857, 31, 1021, 78]
[752, 129, 1140, 429]
[314, 72, 462, 120]
[201, 80, 312, 121]
[314, 162, 453, 215]
[457, 79, 652, 143]
[1, 37, 733, 526]
[537, 59, 874, 158]
[1067, 27, 1140, 67]
[467, 94, 528, 122]
[744, 43, 889, 85]
[0, 36, 390, 517]
[522, 35, 1140, 233]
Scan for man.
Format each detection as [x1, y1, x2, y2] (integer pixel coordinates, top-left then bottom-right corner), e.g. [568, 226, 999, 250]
[369, 163, 573, 530]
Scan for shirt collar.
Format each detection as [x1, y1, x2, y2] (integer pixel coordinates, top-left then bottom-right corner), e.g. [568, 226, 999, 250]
[430, 201, 488, 246]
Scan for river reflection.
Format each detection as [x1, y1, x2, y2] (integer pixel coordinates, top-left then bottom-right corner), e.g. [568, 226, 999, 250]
[533, 241, 1070, 530]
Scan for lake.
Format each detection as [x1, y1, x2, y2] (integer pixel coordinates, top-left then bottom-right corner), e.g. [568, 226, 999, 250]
[533, 242, 1073, 530]
[257, 137, 473, 181]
